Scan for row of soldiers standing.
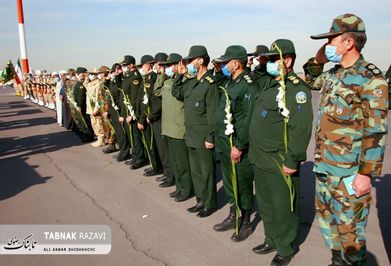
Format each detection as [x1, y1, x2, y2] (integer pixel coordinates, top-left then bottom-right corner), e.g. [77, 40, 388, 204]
[23, 13, 391, 266]
[53, 39, 315, 266]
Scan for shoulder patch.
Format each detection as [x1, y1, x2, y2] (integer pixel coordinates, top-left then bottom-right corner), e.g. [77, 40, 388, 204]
[365, 63, 382, 76]
[296, 91, 307, 104]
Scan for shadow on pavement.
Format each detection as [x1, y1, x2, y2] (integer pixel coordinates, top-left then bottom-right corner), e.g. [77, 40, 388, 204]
[373, 174, 391, 264]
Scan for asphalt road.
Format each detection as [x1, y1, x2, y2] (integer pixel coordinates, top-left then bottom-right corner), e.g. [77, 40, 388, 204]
[0, 85, 390, 266]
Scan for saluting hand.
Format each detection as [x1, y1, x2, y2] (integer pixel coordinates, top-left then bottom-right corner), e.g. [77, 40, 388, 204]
[315, 43, 328, 64]
[352, 173, 371, 198]
[282, 165, 297, 176]
[177, 61, 188, 74]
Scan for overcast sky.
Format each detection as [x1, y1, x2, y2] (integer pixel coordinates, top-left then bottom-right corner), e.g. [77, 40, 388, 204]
[1, 0, 390, 72]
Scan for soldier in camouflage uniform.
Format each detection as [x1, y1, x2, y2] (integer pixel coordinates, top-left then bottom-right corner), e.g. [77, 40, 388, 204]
[385, 65, 391, 109]
[310, 14, 389, 265]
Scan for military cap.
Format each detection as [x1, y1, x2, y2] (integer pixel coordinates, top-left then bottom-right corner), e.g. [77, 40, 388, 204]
[154, 52, 169, 63]
[111, 63, 120, 71]
[98, 65, 110, 73]
[160, 53, 182, 66]
[75, 67, 88, 74]
[137, 55, 155, 66]
[214, 45, 248, 63]
[90, 67, 99, 74]
[311, 13, 365, 40]
[247, 45, 269, 56]
[262, 39, 296, 57]
[67, 68, 75, 74]
[303, 57, 324, 76]
[182, 45, 209, 60]
[121, 55, 136, 65]
[59, 70, 67, 75]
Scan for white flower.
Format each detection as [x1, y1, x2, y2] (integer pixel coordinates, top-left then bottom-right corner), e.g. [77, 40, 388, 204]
[275, 85, 289, 119]
[225, 124, 234, 136]
[224, 113, 232, 124]
[143, 94, 148, 105]
[114, 105, 119, 110]
[281, 108, 290, 117]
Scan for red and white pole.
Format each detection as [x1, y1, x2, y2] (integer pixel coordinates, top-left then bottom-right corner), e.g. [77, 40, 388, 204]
[16, 0, 30, 74]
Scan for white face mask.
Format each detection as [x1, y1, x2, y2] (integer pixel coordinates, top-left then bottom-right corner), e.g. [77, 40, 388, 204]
[98, 74, 103, 80]
[121, 66, 128, 73]
[89, 74, 95, 81]
[110, 73, 115, 80]
[152, 64, 159, 73]
[139, 68, 145, 76]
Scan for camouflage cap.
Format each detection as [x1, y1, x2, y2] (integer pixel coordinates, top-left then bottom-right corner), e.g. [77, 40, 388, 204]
[98, 65, 110, 73]
[311, 13, 365, 40]
[262, 39, 296, 57]
[303, 57, 324, 76]
[182, 45, 209, 61]
[159, 53, 182, 66]
[214, 45, 247, 63]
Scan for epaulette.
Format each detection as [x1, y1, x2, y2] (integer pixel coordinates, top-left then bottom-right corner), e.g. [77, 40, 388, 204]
[243, 74, 253, 84]
[184, 73, 195, 80]
[287, 74, 301, 85]
[365, 63, 382, 76]
[205, 76, 214, 84]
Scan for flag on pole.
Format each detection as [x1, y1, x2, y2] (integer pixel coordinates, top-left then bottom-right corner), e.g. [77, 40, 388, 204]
[0, 63, 13, 84]
[14, 59, 23, 85]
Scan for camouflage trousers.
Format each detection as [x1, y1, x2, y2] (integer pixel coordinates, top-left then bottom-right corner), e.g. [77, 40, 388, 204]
[315, 173, 372, 265]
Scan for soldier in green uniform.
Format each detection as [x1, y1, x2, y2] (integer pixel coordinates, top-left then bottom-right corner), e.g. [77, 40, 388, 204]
[249, 39, 313, 266]
[102, 64, 122, 155]
[310, 14, 389, 265]
[172, 46, 219, 217]
[247, 45, 270, 81]
[149, 52, 175, 187]
[72, 67, 94, 142]
[160, 53, 194, 201]
[120, 55, 146, 166]
[137, 54, 163, 176]
[213, 45, 256, 241]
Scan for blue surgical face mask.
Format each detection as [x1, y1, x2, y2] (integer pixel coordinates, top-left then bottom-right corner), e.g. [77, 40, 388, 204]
[221, 64, 231, 77]
[266, 61, 280, 77]
[165, 66, 174, 78]
[325, 45, 342, 63]
[186, 63, 198, 75]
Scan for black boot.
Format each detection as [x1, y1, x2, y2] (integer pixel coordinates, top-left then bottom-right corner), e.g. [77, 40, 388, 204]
[102, 144, 117, 154]
[329, 250, 344, 266]
[213, 205, 237, 232]
[231, 209, 253, 242]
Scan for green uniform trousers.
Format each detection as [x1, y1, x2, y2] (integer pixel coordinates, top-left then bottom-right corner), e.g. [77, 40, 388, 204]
[167, 137, 193, 196]
[217, 151, 253, 211]
[110, 112, 129, 156]
[130, 120, 146, 164]
[152, 119, 173, 181]
[143, 124, 162, 170]
[253, 158, 300, 257]
[187, 146, 216, 209]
